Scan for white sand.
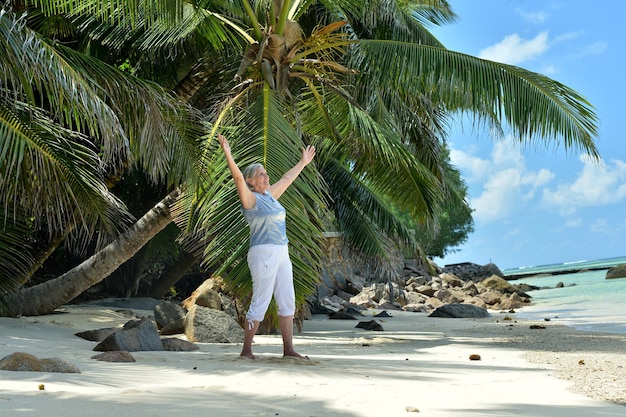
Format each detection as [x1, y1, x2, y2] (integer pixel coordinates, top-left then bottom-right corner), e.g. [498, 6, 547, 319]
[0, 305, 624, 417]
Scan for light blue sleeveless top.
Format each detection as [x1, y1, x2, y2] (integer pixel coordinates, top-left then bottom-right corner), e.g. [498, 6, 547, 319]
[242, 191, 288, 247]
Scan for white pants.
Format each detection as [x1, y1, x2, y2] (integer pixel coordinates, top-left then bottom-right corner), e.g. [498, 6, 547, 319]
[246, 244, 295, 323]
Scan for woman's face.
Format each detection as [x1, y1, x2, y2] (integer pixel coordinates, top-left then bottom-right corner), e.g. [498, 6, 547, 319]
[247, 166, 270, 192]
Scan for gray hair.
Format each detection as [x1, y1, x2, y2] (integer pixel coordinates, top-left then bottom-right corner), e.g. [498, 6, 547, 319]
[242, 163, 264, 190]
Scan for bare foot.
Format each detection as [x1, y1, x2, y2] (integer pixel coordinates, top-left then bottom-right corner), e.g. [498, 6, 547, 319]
[283, 351, 309, 360]
[239, 352, 256, 360]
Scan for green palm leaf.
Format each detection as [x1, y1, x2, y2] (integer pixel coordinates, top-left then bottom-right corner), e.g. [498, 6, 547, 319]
[351, 41, 599, 157]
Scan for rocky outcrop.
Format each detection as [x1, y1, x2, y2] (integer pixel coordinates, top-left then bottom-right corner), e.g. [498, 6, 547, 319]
[442, 262, 504, 282]
[606, 264, 626, 279]
[317, 269, 531, 316]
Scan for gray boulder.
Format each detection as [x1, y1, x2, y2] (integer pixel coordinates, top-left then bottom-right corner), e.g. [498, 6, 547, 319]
[481, 275, 530, 298]
[75, 327, 119, 342]
[442, 262, 504, 282]
[606, 264, 626, 279]
[0, 352, 80, 373]
[428, 303, 490, 318]
[94, 318, 164, 352]
[154, 300, 187, 330]
[184, 304, 244, 343]
[161, 338, 199, 352]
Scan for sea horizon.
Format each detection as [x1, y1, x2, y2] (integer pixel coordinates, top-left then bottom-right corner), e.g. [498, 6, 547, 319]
[502, 254, 626, 277]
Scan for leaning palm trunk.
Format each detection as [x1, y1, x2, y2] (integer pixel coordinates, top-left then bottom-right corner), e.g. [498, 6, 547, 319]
[2, 191, 179, 317]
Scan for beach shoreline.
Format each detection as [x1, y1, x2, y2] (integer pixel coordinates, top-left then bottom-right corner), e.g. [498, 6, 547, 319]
[1, 304, 624, 416]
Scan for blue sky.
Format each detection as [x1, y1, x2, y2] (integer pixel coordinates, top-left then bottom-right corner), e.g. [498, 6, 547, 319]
[429, 1, 626, 270]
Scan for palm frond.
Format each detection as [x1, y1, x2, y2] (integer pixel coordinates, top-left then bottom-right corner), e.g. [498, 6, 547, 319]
[0, 9, 129, 166]
[322, 158, 415, 256]
[0, 209, 35, 297]
[31, 0, 187, 28]
[300, 85, 444, 218]
[0, 101, 132, 249]
[53, 43, 208, 186]
[351, 40, 600, 157]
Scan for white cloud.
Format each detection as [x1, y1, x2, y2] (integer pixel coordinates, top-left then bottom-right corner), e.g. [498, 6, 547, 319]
[479, 31, 549, 65]
[453, 141, 555, 224]
[515, 8, 548, 24]
[449, 147, 491, 182]
[590, 218, 609, 233]
[541, 64, 558, 75]
[554, 31, 582, 43]
[542, 157, 626, 214]
[572, 41, 608, 59]
[565, 217, 583, 228]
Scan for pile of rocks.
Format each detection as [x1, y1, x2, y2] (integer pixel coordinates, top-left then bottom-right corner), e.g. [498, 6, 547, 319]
[314, 260, 533, 315]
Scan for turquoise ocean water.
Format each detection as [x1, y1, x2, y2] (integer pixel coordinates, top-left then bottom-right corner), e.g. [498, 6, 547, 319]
[503, 256, 626, 334]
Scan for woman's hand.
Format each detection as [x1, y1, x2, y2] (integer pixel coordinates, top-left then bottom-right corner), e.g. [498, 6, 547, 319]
[301, 145, 316, 166]
[218, 133, 230, 154]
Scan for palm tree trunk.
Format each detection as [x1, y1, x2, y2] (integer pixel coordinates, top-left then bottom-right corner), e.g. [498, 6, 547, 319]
[147, 251, 198, 300]
[3, 190, 179, 317]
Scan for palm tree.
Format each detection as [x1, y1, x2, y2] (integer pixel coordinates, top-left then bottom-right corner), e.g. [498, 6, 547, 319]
[1, 0, 599, 318]
[0, 4, 207, 315]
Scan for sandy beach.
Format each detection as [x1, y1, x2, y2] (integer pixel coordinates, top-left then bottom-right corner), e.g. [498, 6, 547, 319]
[0, 303, 624, 417]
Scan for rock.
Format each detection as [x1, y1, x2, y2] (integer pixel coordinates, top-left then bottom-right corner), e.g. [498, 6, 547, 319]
[159, 318, 186, 335]
[0, 352, 80, 373]
[91, 351, 136, 362]
[404, 292, 427, 306]
[154, 300, 187, 330]
[442, 262, 504, 282]
[425, 297, 443, 309]
[515, 283, 540, 293]
[481, 275, 530, 297]
[464, 296, 487, 309]
[461, 281, 479, 297]
[75, 327, 119, 342]
[345, 306, 365, 316]
[355, 320, 384, 331]
[184, 304, 244, 343]
[377, 301, 402, 310]
[161, 338, 199, 352]
[415, 285, 436, 297]
[606, 264, 626, 279]
[428, 303, 490, 318]
[328, 312, 357, 320]
[478, 291, 501, 305]
[499, 293, 528, 310]
[93, 318, 164, 352]
[440, 273, 463, 288]
[182, 277, 224, 310]
[480, 263, 504, 278]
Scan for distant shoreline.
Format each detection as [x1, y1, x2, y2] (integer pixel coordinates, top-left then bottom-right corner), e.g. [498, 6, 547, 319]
[504, 265, 612, 281]
[497, 255, 626, 280]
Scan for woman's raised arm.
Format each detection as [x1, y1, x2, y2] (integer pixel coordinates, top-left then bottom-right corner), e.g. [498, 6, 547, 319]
[218, 134, 256, 209]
